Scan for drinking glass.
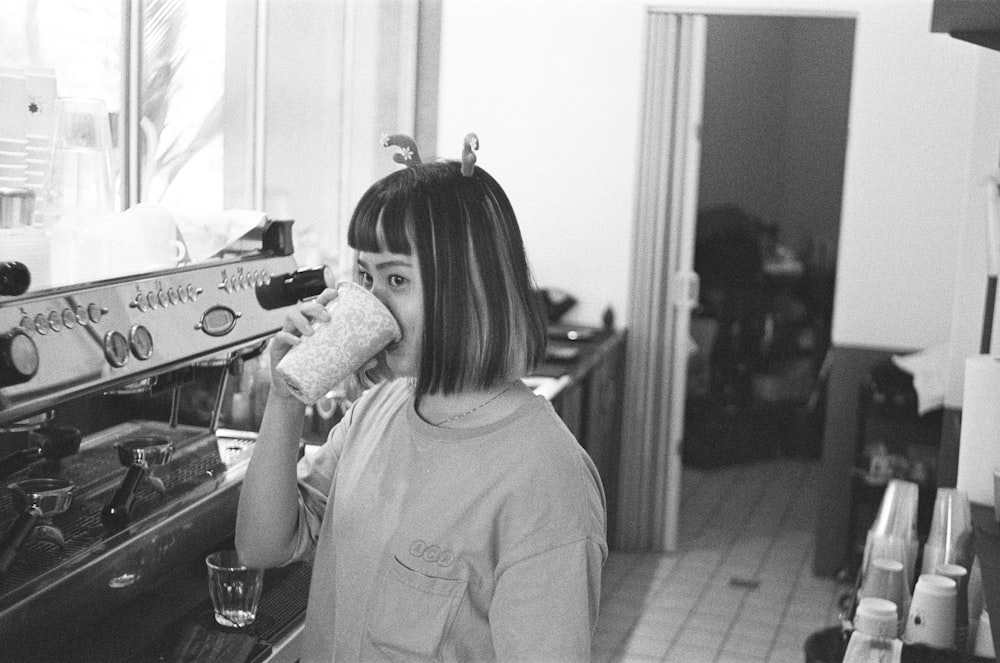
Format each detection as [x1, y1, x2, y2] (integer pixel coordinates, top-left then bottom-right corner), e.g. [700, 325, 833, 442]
[205, 550, 263, 629]
[44, 97, 113, 213]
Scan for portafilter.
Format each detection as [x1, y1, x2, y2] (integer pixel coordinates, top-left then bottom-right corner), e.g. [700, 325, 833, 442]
[100, 436, 173, 530]
[0, 477, 74, 578]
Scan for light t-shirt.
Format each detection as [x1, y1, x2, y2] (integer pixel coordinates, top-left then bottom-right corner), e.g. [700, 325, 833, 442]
[285, 378, 607, 662]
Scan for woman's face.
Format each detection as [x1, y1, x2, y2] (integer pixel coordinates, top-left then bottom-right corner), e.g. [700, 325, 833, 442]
[356, 250, 424, 378]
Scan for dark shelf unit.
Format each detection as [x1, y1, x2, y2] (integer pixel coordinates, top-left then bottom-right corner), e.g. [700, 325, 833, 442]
[844, 363, 944, 580]
[932, 0, 1000, 52]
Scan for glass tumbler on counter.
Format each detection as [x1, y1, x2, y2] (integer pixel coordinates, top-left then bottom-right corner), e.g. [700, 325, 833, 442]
[43, 97, 114, 213]
[205, 550, 264, 629]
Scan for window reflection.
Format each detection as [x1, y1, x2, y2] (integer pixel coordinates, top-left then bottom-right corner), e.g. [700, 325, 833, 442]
[139, 0, 228, 211]
[0, 0, 123, 206]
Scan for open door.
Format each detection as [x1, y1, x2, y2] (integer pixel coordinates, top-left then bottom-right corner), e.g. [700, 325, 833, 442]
[617, 11, 705, 552]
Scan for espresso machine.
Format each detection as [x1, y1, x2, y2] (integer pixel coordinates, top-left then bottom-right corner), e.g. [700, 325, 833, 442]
[0, 219, 325, 662]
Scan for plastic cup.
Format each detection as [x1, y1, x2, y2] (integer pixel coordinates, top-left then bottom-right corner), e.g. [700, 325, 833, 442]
[863, 532, 919, 593]
[275, 281, 402, 404]
[859, 557, 909, 635]
[904, 573, 957, 649]
[205, 550, 263, 629]
[0, 150, 27, 167]
[870, 479, 919, 540]
[45, 97, 113, 212]
[973, 610, 995, 659]
[921, 488, 973, 574]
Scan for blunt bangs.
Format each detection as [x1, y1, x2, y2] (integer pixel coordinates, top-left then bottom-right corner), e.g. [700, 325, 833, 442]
[347, 169, 418, 255]
[348, 161, 547, 395]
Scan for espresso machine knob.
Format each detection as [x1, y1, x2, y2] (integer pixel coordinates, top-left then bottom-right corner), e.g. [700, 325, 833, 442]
[0, 261, 30, 297]
[255, 265, 332, 310]
[0, 329, 38, 387]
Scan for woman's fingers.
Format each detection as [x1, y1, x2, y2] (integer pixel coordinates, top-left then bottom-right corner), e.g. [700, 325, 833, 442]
[315, 287, 338, 308]
[299, 300, 330, 322]
[272, 329, 303, 348]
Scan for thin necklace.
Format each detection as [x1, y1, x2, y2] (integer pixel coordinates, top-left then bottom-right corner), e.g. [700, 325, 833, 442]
[432, 384, 515, 426]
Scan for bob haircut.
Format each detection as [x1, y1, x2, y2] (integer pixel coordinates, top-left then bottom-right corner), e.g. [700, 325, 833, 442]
[347, 160, 547, 396]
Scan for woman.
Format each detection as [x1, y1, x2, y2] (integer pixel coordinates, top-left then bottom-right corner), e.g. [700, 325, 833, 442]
[236, 137, 607, 662]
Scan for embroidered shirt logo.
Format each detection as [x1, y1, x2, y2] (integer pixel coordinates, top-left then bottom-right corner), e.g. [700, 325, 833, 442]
[408, 539, 456, 567]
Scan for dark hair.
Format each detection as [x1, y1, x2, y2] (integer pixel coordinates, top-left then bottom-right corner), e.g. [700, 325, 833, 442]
[348, 161, 546, 395]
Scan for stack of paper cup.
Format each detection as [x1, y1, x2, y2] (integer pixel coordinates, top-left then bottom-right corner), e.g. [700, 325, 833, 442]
[0, 67, 29, 189]
[275, 281, 402, 405]
[904, 573, 957, 649]
[854, 597, 900, 638]
[863, 479, 920, 589]
[24, 67, 57, 198]
[934, 563, 970, 652]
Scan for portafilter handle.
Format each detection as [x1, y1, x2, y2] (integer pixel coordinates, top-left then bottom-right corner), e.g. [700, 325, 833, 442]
[0, 477, 74, 578]
[100, 462, 148, 530]
[100, 436, 173, 530]
[0, 506, 42, 578]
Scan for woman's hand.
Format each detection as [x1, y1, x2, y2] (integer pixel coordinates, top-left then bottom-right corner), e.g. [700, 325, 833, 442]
[269, 287, 337, 398]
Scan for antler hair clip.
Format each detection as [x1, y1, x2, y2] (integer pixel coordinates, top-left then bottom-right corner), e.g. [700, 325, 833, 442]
[381, 132, 480, 176]
[381, 133, 422, 167]
[461, 133, 479, 177]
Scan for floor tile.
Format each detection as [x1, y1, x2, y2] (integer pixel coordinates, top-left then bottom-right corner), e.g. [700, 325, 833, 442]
[592, 459, 850, 663]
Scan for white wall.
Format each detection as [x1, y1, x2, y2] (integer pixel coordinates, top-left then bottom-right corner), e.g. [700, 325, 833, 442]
[944, 53, 1000, 408]
[437, 0, 1000, 363]
[437, 0, 644, 326]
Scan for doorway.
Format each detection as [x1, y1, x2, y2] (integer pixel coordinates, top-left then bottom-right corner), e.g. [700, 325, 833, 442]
[684, 14, 853, 469]
[617, 10, 855, 553]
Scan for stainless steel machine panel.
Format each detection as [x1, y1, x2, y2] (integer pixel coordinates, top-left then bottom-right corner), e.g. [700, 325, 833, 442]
[0, 253, 297, 425]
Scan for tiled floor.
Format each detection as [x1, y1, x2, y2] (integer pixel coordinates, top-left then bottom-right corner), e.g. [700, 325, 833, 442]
[592, 458, 851, 663]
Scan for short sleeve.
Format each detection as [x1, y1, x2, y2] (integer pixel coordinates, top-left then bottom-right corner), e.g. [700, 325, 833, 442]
[489, 538, 605, 662]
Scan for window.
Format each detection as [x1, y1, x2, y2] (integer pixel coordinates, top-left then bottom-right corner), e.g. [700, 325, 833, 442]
[2, 0, 431, 286]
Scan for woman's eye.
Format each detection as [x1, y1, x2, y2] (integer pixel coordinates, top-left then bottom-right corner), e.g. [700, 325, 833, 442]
[357, 271, 373, 287]
[388, 275, 407, 288]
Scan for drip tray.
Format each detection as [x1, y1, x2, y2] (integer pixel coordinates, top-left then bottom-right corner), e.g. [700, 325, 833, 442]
[0, 420, 257, 651]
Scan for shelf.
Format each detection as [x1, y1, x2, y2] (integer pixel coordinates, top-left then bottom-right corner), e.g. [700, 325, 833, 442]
[932, 0, 1000, 52]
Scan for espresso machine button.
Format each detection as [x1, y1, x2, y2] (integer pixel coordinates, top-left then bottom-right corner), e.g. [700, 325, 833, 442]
[0, 329, 39, 387]
[88, 303, 106, 324]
